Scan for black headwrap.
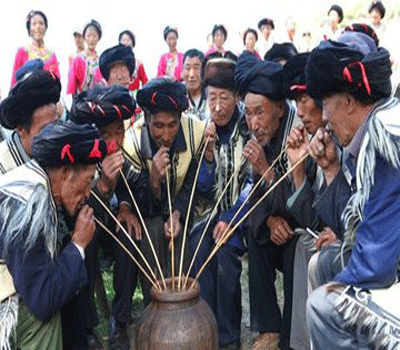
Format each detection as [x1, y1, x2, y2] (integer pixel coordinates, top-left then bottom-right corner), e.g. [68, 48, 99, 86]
[203, 56, 237, 91]
[282, 53, 309, 100]
[99, 44, 135, 81]
[235, 50, 284, 101]
[163, 26, 178, 41]
[70, 85, 136, 128]
[344, 23, 379, 47]
[136, 77, 189, 114]
[0, 70, 61, 130]
[264, 43, 298, 63]
[32, 120, 106, 168]
[15, 58, 44, 82]
[212, 24, 227, 40]
[369, 1, 385, 19]
[83, 20, 102, 39]
[328, 4, 344, 23]
[306, 38, 392, 104]
[258, 18, 275, 30]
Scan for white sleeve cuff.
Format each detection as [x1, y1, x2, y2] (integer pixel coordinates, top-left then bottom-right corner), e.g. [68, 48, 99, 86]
[72, 242, 85, 260]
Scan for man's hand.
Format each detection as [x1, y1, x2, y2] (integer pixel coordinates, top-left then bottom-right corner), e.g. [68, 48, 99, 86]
[315, 227, 337, 250]
[72, 205, 95, 249]
[150, 146, 171, 197]
[243, 139, 271, 180]
[267, 216, 294, 246]
[116, 203, 142, 240]
[97, 151, 124, 195]
[213, 221, 232, 245]
[286, 126, 308, 188]
[204, 121, 216, 162]
[308, 128, 340, 185]
[165, 210, 181, 244]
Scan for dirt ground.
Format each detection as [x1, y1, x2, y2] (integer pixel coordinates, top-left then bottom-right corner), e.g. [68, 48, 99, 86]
[119, 254, 283, 350]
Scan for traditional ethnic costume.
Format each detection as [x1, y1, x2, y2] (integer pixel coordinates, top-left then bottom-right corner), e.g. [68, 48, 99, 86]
[235, 51, 297, 350]
[0, 121, 106, 350]
[122, 78, 205, 305]
[189, 57, 250, 349]
[305, 34, 400, 349]
[157, 27, 184, 81]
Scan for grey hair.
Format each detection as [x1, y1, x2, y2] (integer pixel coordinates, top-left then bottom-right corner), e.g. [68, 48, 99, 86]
[0, 182, 57, 260]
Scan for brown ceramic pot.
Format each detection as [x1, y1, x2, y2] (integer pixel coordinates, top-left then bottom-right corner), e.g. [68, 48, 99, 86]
[135, 277, 218, 349]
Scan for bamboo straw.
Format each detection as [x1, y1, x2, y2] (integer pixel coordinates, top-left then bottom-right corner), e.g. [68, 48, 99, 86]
[94, 217, 161, 291]
[165, 170, 175, 289]
[190, 153, 309, 289]
[119, 169, 167, 289]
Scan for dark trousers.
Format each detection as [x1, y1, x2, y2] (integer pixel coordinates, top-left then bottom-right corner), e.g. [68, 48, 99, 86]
[189, 219, 243, 347]
[247, 231, 299, 350]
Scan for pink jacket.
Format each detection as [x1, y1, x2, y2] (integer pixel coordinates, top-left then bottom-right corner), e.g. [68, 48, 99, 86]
[157, 52, 184, 81]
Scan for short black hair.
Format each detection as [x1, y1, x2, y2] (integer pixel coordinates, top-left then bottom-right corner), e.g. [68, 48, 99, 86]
[212, 24, 227, 41]
[119, 30, 135, 48]
[243, 28, 258, 45]
[183, 49, 204, 66]
[328, 4, 344, 23]
[26, 10, 48, 34]
[83, 20, 102, 40]
[369, 1, 386, 19]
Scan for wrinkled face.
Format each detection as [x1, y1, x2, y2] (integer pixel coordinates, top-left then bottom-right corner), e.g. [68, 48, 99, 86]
[19, 103, 58, 156]
[99, 120, 125, 152]
[329, 10, 340, 26]
[120, 33, 133, 47]
[74, 34, 85, 51]
[60, 165, 96, 218]
[30, 14, 46, 41]
[166, 32, 178, 50]
[213, 29, 226, 48]
[84, 26, 100, 50]
[261, 24, 273, 40]
[370, 8, 382, 25]
[208, 86, 237, 127]
[244, 93, 284, 147]
[295, 93, 324, 135]
[108, 62, 131, 89]
[182, 57, 202, 92]
[322, 93, 356, 147]
[148, 111, 180, 149]
[245, 32, 257, 51]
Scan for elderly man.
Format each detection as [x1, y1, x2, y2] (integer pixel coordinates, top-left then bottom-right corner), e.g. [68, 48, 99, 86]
[0, 121, 106, 349]
[235, 51, 297, 350]
[181, 49, 208, 121]
[305, 33, 399, 349]
[122, 77, 204, 304]
[189, 56, 250, 350]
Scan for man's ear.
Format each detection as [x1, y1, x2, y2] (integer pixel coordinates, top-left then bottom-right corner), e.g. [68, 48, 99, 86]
[344, 92, 356, 115]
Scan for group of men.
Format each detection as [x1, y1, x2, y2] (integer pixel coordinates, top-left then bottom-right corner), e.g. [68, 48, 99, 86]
[0, 18, 399, 350]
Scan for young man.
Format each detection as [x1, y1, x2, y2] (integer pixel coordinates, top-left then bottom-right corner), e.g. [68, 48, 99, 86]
[235, 51, 297, 350]
[122, 77, 205, 304]
[190, 56, 250, 350]
[305, 33, 399, 349]
[0, 121, 106, 349]
[182, 49, 208, 121]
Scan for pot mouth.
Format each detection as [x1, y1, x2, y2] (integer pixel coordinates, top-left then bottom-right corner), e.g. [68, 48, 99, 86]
[150, 277, 200, 303]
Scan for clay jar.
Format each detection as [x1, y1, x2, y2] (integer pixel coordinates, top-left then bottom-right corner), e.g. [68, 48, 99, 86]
[135, 277, 218, 349]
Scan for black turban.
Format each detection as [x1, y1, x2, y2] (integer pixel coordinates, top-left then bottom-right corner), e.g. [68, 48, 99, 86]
[328, 4, 344, 23]
[282, 53, 309, 100]
[344, 23, 379, 47]
[163, 26, 178, 41]
[32, 120, 106, 168]
[258, 18, 275, 30]
[369, 1, 385, 19]
[235, 50, 284, 101]
[264, 43, 298, 63]
[136, 78, 189, 114]
[306, 38, 392, 104]
[99, 44, 135, 81]
[0, 70, 61, 130]
[15, 58, 44, 82]
[203, 57, 237, 90]
[70, 85, 136, 128]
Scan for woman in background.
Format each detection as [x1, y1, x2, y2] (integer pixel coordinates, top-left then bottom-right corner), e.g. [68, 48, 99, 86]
[11, 10, 60, 88]
[157, 26, 183, 81]
[205, 24, 227, 57]
[243, 28, 261, 59]
[119, 30, 148, 92]
[67, 20, 103, 95]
